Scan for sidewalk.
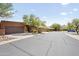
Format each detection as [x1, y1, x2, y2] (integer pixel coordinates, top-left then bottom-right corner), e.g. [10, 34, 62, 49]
[65, 32, 79, 40]
[0, 33, 34, 45]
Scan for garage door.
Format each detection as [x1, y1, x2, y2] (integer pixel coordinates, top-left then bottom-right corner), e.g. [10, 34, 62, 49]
[5, 26, 24, 34]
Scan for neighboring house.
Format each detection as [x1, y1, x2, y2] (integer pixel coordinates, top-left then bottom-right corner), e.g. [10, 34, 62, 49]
[0, 20, 26, 35]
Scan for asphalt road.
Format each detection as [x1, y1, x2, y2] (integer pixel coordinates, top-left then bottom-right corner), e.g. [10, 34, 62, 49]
[0, 32, 79, 56]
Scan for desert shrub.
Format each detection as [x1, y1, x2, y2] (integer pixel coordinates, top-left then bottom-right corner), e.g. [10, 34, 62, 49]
[32, 29, 38, 33]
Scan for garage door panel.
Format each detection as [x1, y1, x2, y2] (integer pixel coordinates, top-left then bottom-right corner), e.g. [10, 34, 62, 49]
[5, 26, 24, 34]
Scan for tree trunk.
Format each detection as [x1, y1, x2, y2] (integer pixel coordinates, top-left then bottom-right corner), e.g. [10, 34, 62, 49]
[77, 31, 78, 34]
[76, 26, 79, 34]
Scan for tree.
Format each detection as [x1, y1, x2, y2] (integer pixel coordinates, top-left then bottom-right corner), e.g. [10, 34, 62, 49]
[23, 14, 46, 32]
[0, 3, 13, 18]
[34, 17, 41, 27]
[67, 22, 75, 31]
[61, 25, 68, 31]
[72, 18, 79, 34]
[50, 23, 61, 31]
[23, 15, 30, 25]
[23, 14, 46, 27]
[0, 3, 13, 37]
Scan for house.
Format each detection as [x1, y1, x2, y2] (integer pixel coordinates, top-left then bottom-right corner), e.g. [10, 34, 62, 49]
[0, 20, 27, 35]
[0, 20, 49, 35]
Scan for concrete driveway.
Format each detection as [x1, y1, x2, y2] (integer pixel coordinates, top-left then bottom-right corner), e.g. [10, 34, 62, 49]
[0, 32, 79, 56]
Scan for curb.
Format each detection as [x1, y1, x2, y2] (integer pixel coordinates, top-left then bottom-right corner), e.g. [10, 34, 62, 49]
[65, 33, 79, 40]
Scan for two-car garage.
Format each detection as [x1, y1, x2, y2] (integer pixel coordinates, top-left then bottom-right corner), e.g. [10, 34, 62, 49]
[0, 21, 25, 34]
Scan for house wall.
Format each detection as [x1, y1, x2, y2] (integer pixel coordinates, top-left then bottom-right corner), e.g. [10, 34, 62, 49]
[0, 29, 5, 35]
[0, 21, 25, 34]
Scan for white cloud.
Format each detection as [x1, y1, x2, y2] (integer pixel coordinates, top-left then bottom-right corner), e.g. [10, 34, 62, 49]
[42, 16, 48, 19]
[61, 3, 69, 5]
[69, 11, 73, 14]
[12, 14, 15, 17]
[60, 12, 67, 16]
[73, 8, 78, 11]
[30, 9, 36, 12]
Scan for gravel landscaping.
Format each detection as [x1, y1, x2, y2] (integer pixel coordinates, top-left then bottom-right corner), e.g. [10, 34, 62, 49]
[0, 36, 15, 42]
[67, 32, 78, 35]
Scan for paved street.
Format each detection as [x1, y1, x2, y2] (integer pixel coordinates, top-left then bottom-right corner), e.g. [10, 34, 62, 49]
[0, 32, 79, 56]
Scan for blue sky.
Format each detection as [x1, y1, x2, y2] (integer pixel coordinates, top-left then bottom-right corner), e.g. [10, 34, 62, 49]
[6, 3, 79, 26]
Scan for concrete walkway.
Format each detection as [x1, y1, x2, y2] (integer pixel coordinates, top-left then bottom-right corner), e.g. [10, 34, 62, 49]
[0, 32, 79, 56]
